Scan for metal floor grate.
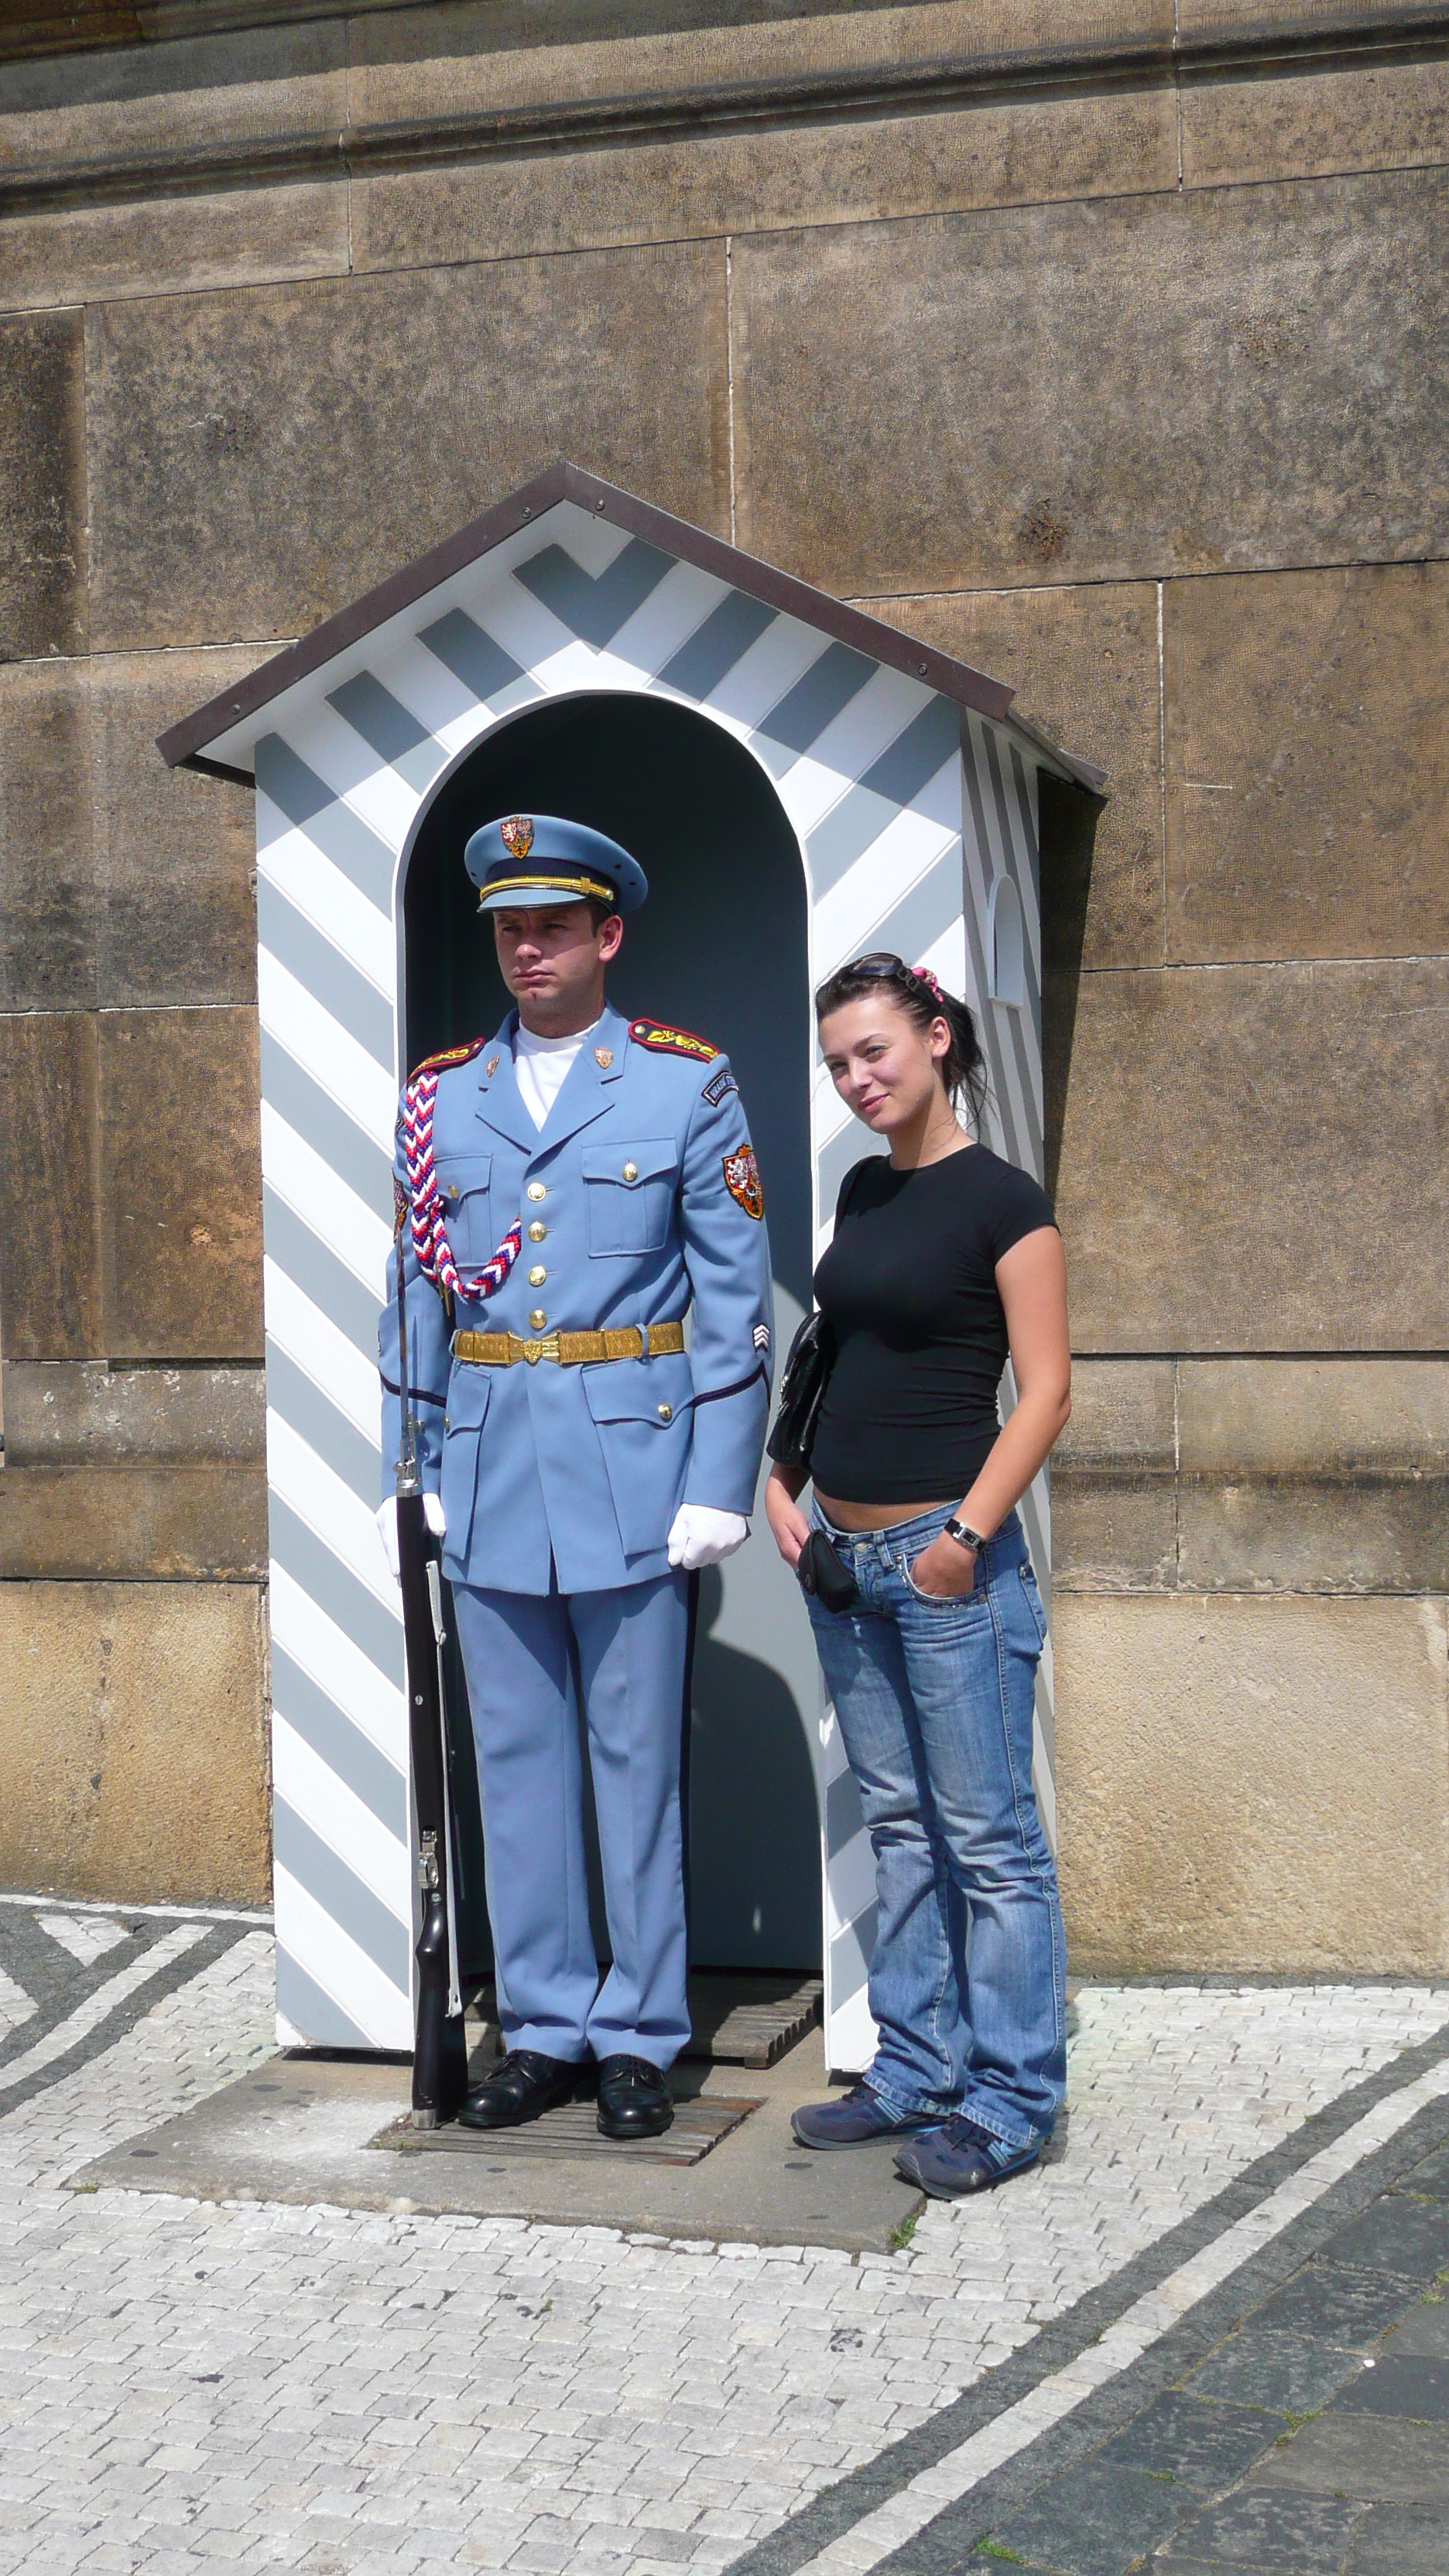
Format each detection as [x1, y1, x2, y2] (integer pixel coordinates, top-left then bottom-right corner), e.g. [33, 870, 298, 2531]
[463, 1974, 823, 2073]
[682, 1975, 823, 2067]
[372, 2094, 760, 2169]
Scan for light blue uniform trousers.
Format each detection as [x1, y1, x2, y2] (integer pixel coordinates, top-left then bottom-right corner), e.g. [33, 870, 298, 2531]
[451, 1571, 692, 2067]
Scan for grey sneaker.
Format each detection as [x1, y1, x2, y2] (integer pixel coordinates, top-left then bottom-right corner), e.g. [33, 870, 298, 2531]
[791, 2083, 944, 2151]
[893, 2114, 1042, 2197]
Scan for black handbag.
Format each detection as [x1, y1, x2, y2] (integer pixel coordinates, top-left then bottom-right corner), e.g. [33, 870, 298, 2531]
[766, 1310, 836, 1468]
[796, 1526, 859, 1614]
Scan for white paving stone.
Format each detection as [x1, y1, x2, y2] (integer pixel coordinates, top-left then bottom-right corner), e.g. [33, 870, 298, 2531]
[0, 1940, 1444, 2574]
[37, 1916, 133, 1968]
[0, 1968, 35, 2043]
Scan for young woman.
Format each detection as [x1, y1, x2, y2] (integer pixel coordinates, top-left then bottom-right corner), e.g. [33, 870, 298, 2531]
[766, 954, 1070, 2199]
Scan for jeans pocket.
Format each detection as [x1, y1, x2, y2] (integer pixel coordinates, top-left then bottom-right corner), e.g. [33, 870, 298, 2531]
[902, 1552, 978, 1609]
[1019, 1560, 1048, 1646]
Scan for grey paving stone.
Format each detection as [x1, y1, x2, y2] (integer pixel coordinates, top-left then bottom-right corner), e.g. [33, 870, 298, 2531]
[1254, 2414, 1449, 2509]
[1378, 2297, 1449, 2362]
[1395, 2145, 1449, 2202]
[1321, 2200, 1449, 2284]
[1095, 2393, 1283, 2493]
[1186, 2331, 1370, 2419]
[987, 2458, 1189, 2574]
[5, 1930, 1449, 2576]
[1156, 2485, 1363, 2568]
[1252, 2264, 1427, 2350]
[1327, 2355, 1449, 2423]
[1345, 2502, 1449, 2574]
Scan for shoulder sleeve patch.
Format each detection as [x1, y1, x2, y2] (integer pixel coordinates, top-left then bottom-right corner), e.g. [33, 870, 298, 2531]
[408, 1034, 489, 1085]
[723, 1142, 764, 1220]
[629, 1017, 720, 1064]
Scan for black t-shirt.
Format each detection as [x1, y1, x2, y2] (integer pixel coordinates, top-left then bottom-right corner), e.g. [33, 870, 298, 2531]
[809, 1146, 1057, 1504]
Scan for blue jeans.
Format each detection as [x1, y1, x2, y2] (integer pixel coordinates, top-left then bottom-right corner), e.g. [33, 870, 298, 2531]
[806, 1501, 1066, 2150]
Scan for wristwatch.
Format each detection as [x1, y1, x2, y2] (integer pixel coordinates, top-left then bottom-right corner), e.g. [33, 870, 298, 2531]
[944, 1516, 987, 1554]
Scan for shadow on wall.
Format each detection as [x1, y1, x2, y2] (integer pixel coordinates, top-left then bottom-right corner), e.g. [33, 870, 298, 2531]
[688, 1561, 821, 1970]
[1040, 773, 1103, 1206]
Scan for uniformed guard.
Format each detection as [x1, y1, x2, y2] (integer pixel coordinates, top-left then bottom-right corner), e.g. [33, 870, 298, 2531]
[377, 813, 773, 2139]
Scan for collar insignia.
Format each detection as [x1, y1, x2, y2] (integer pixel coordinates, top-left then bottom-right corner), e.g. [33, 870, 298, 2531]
[594, 1046, 615, 1068]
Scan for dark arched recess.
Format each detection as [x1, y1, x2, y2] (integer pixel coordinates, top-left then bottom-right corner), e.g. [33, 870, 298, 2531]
[402, 693, 821, 1975]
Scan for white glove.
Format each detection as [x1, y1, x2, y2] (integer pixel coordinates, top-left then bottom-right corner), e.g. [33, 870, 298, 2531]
[375, 1492, 446, 1580]
[667, 1505, 748, 1571]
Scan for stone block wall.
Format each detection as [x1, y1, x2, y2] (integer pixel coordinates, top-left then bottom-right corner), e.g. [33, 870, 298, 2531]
[0, 0, 1444, 1958]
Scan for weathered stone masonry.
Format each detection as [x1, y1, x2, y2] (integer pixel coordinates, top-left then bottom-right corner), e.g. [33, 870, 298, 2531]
[0, 0, 1444, 1960]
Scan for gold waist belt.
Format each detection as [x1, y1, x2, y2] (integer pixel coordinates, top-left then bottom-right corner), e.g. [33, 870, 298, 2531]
[452, 1320, 687, 1368]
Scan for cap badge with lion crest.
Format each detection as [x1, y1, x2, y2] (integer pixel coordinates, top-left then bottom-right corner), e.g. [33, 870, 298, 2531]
[500, 815, 535, 860]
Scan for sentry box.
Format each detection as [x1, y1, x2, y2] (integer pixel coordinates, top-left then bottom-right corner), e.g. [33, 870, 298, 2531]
[160, 464, 1103, 2079]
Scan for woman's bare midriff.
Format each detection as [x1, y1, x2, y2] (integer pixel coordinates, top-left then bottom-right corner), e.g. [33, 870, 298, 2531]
[814, 1491, 958, 1533]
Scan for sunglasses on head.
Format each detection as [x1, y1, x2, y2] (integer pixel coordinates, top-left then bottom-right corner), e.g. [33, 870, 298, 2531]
[844, 954, 944, 1000]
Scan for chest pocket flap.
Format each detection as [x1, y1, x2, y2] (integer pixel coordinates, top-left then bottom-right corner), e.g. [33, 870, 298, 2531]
[581, 1138, 678, 1258]
[433, 1152, 493, 1263]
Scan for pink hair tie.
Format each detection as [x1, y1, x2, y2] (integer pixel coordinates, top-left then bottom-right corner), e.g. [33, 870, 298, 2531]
[912, 964, 944, 999]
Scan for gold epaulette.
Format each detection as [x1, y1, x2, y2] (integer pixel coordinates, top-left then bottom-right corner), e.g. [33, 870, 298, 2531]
[407, 1034, 490, 1084]
[629, 1017, 719, 1064]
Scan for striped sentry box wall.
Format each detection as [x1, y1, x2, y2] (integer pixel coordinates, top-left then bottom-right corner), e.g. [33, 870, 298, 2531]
[160, 465, 1101, 2069]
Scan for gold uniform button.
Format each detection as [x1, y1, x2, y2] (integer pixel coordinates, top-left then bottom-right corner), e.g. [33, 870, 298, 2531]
[657, 1403, 673, 1422]
[528, 1265, 547, 1286]
[526, 1181, 547, 1202]
[529, 1309, 547, 1331]
[622, 1161, 639, 1183]
[527, 1221, 546, 1243]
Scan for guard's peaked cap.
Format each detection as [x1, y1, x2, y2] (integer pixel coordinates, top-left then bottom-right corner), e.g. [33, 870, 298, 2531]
[464, 813, 649, 915]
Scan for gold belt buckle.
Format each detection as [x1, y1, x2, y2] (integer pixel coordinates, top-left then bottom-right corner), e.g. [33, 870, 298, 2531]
[519, 1334, 559, 1365]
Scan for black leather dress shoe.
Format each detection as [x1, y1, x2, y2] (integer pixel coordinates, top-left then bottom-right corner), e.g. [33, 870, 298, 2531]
[594, 2054, 673, 2139]
[457, 2048, 584, 2129]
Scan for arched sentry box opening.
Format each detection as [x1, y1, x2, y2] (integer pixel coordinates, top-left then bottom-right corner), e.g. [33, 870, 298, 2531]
[404, 692, 819, 1982]
[159, 464, 1105, 2075]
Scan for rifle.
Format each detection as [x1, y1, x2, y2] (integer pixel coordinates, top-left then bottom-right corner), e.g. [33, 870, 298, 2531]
[395, 1252, 469, 2127]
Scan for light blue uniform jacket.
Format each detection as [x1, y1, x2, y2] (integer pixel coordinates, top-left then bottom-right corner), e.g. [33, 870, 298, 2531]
[379, 1002, 773, 1597]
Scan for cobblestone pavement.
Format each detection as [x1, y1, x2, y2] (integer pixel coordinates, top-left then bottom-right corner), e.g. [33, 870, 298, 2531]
[0, 1896, 1446, 2576]
[841, 2054, 1449, 2576]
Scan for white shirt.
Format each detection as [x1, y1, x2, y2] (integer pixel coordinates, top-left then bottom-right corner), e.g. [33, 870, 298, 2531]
[513, 1015, 603, 1132]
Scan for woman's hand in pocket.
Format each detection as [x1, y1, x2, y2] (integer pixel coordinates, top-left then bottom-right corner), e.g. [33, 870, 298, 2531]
[765, 1464, 811, 1570]
[908, 1533, 978, 1599]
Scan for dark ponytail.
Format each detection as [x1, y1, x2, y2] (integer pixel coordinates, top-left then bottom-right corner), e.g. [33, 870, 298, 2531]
[814, 952, 989, 1129]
